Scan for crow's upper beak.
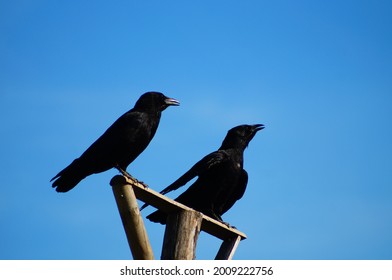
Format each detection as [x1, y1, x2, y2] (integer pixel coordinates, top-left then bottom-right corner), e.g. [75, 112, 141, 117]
[164, 97, 180, 106]
[252, 124, 265, 132]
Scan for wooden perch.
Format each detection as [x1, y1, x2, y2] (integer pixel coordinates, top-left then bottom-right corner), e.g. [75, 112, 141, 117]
[110, 175, 246, 260]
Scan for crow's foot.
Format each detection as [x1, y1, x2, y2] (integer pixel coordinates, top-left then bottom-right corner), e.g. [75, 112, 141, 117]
[115, 165, 148, 189]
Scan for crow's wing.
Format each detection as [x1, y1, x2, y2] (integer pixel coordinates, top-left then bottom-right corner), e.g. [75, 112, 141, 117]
[140, 150, 229, 210]
[220, 169, 248, 215]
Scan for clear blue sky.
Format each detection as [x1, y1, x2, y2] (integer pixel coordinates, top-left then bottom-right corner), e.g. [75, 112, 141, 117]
[1, 0, 391, 260]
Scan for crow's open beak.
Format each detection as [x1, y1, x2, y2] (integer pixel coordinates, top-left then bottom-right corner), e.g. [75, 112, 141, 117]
[252, 124, 265, 132]
[164, 97, 180, 106]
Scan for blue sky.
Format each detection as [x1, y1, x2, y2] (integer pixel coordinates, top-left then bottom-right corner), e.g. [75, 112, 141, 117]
[1, 0, 391, 259]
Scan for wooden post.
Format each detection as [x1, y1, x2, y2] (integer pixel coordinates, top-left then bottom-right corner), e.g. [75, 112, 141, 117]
[215, 235, 242, 260]
[161, 209, 203, 260]
[110, 175, 154, 260]
[110, 175, 247, 260]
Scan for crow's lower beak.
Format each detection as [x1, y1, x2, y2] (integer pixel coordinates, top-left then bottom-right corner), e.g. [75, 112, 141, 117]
[164, 97, 180, 106]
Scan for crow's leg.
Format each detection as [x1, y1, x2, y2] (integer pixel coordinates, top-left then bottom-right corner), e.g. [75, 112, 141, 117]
[115, 165, 148, 188]
[214, 213, 236, 229]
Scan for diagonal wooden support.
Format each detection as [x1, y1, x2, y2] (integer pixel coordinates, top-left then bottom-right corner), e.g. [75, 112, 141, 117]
[215, 235, 242, 260]
[110, 176, 154, 260]
[110, 175, 246, 260]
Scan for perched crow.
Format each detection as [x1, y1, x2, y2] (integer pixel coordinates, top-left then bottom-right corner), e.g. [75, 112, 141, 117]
[145, 124, 264, 225]
[51, 92, 179, 192]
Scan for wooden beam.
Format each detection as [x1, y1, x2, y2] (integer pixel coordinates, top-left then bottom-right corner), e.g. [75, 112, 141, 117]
[110, 176, 154, 260]
[161, 210, 203, 260]
[112, 175, 247, 242]
[215, 235, 242, 260]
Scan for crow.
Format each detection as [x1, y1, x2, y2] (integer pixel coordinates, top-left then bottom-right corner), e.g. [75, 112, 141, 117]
[51, 91, 179, 192]
[144, 124, 264, 225]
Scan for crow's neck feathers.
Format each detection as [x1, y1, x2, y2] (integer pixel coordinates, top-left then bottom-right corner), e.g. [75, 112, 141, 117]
[219, 136, 249, 151]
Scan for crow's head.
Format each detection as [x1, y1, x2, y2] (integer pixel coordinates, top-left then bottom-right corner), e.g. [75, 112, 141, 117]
[220, 124, 264, 150]
[135, 92, 180, 112]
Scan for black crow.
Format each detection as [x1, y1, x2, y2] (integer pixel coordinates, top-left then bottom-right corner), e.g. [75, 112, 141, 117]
[51, 91, 179, 192]
[144, 124, 264, 225]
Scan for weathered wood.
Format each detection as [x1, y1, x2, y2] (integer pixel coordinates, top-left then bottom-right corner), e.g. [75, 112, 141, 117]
[110, 176, 154, 260]
[114, 175, 247, 241]
[161, 209, 203, 260]
[215, 235, 242, 260]
[200, 215, 246, 241]
[110, 175, 247, 260]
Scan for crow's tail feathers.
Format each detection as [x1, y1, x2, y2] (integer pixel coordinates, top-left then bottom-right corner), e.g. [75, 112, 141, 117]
[51, 159, 86, 192]
[146, 210, 167, 225]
